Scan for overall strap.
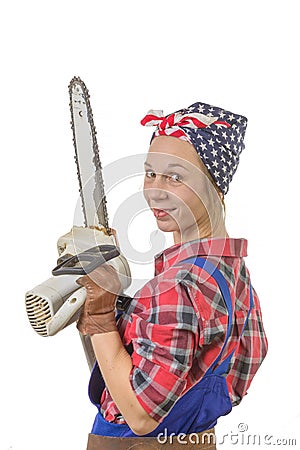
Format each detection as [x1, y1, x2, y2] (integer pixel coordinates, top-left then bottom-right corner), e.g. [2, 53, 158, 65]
[180, 257, 254, 376]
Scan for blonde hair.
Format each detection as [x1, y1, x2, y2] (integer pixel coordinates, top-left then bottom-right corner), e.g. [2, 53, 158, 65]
[190, 152, 227, 242]
[195, 153, 226, 215]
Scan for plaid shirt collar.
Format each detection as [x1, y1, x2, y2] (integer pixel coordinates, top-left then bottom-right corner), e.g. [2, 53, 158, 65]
[154, 238, 248, 275]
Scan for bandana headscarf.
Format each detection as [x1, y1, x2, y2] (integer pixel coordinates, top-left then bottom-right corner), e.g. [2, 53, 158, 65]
[141, 102, 247, 194]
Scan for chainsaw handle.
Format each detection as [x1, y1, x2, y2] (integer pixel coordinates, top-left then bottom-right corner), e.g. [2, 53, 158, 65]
[52, 244, 120, 276]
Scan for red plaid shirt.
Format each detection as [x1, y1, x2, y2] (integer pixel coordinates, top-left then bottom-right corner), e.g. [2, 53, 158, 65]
[100, 238, 268, 423]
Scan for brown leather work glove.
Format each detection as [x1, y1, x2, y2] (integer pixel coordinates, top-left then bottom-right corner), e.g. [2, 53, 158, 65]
[76, 264, 122, 336]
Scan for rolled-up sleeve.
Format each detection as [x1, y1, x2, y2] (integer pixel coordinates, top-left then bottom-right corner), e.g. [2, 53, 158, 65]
[127, 275, 199, 422]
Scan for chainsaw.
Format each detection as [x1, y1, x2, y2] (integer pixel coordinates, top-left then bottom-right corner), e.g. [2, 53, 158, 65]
[25, 77, 132, 370]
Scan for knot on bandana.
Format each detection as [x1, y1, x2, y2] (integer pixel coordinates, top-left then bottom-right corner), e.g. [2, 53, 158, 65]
[141, 102, 248, 195]
[141, 110, 230, 141]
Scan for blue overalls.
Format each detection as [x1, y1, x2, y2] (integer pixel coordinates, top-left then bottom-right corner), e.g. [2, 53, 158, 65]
[88, 257, 254, 438]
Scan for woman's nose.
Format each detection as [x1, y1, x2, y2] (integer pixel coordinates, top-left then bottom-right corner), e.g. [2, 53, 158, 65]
[145, 175, 168, 200]
[150, 187, 168, 201]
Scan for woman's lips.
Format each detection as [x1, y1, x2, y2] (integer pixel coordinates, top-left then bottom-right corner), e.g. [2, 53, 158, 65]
[152, 208, 175, 218]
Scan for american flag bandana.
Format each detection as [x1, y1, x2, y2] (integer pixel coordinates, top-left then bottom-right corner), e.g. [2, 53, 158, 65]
[141, 102, 248, 194]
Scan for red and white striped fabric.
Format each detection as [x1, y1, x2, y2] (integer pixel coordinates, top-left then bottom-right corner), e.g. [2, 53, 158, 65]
[140, 109, 230, 141]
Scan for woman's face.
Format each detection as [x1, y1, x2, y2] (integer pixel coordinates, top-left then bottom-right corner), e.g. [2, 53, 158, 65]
[143, 136, 221, 243]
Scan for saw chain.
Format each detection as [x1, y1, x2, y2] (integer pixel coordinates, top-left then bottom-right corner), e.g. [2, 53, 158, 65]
[69, 76, 110, 230]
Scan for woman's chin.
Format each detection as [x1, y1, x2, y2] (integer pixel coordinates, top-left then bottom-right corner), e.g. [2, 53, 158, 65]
[154, 213, 180, 233]
[156, 219, 176, 232]
[157, 224, 174, 232]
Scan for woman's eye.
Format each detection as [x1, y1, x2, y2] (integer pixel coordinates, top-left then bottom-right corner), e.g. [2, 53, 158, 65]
[144, 171, 182, 183]
[167, 173, 182, 183]
[145, 170, 156, 179]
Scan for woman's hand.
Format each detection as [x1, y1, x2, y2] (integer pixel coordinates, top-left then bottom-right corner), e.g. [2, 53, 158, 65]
[76, 264, 122, 335]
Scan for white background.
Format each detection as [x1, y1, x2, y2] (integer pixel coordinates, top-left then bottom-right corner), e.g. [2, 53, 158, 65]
[1, 1, 299, 449]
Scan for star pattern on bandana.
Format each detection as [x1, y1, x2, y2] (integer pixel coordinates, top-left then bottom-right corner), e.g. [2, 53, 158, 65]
[181, 102, 247, 194]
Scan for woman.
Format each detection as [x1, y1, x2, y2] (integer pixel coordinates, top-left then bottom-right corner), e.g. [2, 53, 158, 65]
[76, 102, 268, 449]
